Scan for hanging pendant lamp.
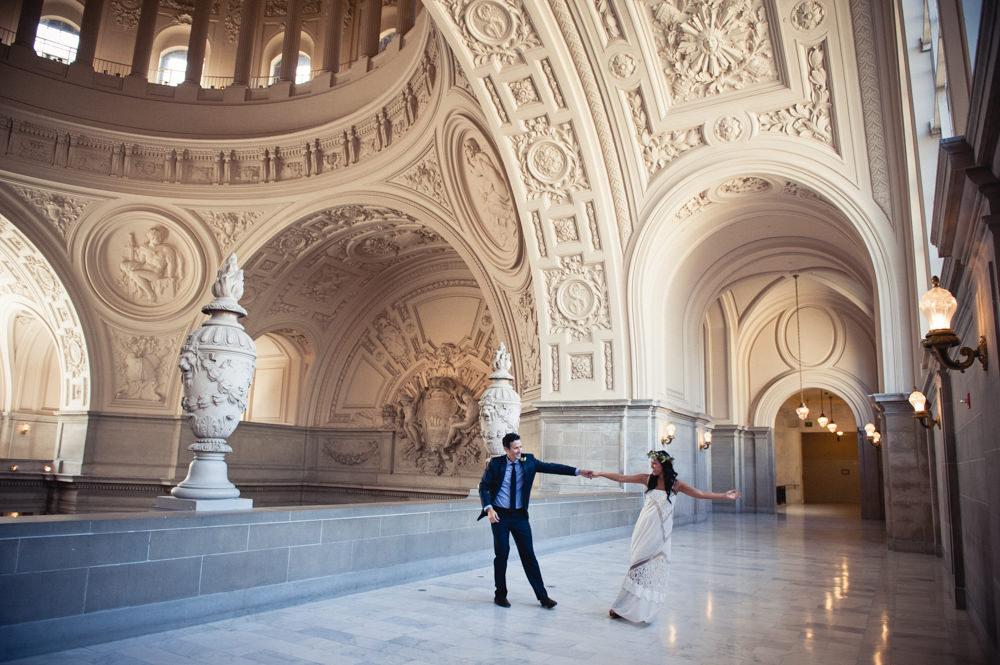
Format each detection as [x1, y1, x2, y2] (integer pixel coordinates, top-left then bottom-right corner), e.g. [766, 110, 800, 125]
[793, 275, 809, 421]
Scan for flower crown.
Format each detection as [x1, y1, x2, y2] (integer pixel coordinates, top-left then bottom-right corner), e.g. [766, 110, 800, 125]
[647, 449, 674, 465]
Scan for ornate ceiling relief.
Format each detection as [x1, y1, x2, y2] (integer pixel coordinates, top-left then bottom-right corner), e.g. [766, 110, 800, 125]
[645, 0, 779, 104]
[627, 91, 704, 175]
[849, 0, 891, 215]
[713, 115, 744, 142]
[509, 77, 540, 107]
[511, 117, 589, 203]
[757, 44, 835, 148]
[593, 0, 625, 41]
[0, 217, 90, 408]
[190, 208, 267, 253]
[508, 283, 541, 391]
[483, 78, 510, 123]
[440, 0, 543, 67]
[432, 0, 627, 397]
[672, 175, 833, 221]
[11, 185, 96, 242]
[109, 328, 181, 405]
[544, 254, 611, 341]
[570, 353, 594, 380]
[392, 148, 450, 205]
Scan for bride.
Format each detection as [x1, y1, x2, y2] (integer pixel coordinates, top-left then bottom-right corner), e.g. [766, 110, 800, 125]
[593, 449, 738, 623]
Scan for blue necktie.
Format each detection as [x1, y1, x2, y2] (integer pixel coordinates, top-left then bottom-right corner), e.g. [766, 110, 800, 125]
[509, 461, 517, 509]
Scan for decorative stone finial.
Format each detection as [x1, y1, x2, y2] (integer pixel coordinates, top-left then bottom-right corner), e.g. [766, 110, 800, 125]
[204, 252, 247, 317]
[491, 342, 513, 379]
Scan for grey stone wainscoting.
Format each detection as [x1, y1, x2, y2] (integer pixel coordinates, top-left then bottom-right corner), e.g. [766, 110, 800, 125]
[0, 492, 651, 661]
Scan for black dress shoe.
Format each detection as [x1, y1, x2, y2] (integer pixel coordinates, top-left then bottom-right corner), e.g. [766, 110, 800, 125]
[539, 597, 558, 609]
[494, 597, 511, 607]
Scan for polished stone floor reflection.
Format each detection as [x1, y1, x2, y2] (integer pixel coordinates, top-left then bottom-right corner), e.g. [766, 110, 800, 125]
[10, 504, 985, 665]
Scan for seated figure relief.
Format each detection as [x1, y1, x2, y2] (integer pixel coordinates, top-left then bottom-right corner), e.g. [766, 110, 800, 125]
[119, 226, 184, 303]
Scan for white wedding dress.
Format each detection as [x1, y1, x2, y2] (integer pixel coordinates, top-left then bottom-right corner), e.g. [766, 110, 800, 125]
[610, 488, 674, 623]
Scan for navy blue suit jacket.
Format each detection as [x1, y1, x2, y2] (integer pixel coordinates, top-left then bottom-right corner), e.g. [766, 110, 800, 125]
[477, 454, 577, 520]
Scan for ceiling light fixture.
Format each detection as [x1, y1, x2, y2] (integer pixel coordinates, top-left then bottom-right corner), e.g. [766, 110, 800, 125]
[793, 275, 809, 421]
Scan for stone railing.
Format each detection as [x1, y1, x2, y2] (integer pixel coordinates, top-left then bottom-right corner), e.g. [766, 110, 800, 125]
[0, 493, 643, 661]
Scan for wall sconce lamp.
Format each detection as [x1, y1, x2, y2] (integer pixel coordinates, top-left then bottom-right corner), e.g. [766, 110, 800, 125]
[908, 389, 940, 429]
[18, 423, 30, 435]
[919, 277, 988, 372]
[864, 422, 877, 439]
[661, 422, 677, 445]
[7, 464, 17, 472]
[871, 431, 881, 446]
[42, 464, 53, 473]
[699, 431, 712, 451]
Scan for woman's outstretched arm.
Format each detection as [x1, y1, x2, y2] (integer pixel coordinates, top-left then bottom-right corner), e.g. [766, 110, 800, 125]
[674, 479, 739, 501]
[594, 471, 649, 485]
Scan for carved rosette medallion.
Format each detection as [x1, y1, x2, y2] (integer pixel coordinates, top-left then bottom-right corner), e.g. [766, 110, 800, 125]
[792, 1, 826, 30]
[545, 255, 611, 340]
[511, 117, 588, 203]
[646, 0, 778, 104]
[713, 116, 744, 142]
[609, 52, 637, 80]
[83, 213, 204, 320]
[441, 0, 542, 67]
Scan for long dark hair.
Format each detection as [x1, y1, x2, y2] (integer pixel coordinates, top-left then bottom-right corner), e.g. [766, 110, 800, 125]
[646, 454, 679, 501]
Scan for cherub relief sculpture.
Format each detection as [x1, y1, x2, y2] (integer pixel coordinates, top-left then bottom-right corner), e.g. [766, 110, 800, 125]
[119, 225, 184, 303]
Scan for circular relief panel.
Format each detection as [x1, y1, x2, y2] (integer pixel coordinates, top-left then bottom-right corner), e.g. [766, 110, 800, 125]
[526, 139, 572, 184]
[465, 0, 516, 45]
[83, 211, 205, 321]
[556, 278, 599, 321]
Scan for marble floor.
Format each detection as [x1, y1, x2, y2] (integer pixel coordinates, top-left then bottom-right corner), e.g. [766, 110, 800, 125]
[10, 505, 985, 665]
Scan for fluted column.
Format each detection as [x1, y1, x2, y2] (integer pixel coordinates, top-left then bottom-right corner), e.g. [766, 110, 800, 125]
[184, 0, 212, 85]
[321, 0, 346, 73]
[278, 0, 304, 82]
[397, 0, 416, 35]
[358, 0, 382, 59]
[232, 0, 262, 85]
[73, 0, 106, 67]
[14, 0, 43, 47]
[129, 0, 160, 78]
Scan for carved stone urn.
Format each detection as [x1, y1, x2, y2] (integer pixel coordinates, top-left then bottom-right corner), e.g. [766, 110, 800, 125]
[478, 343, 521, 457]
[156, 254, 256, 511]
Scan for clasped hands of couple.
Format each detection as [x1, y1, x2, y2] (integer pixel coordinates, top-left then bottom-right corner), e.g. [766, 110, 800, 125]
[485, 468, 737, 523]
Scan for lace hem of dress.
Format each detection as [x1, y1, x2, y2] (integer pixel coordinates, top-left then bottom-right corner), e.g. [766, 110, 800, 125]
[622, 555, 667, 602]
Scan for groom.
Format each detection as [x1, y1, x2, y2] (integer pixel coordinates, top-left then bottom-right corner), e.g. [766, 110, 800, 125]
[478, 432, 593, 608]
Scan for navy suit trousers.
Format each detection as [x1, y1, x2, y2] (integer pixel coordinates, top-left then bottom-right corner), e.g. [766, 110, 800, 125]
[491, 507, 546, 600]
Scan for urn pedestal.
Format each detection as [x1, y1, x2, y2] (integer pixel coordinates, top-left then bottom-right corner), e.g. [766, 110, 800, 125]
[156, 254, 256, 512]
[478, 343, 521, 458]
